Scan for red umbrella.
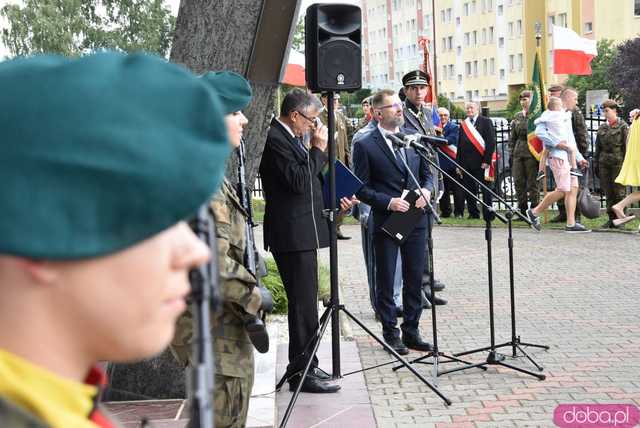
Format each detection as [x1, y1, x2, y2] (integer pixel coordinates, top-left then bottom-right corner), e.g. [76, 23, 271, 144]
[282, 49, 306, 87]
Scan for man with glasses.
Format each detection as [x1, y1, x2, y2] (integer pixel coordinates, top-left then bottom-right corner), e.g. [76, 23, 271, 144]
[353, 89, 434, 355]
[438, 107, 465, 218]
[260, 88, 344, 393]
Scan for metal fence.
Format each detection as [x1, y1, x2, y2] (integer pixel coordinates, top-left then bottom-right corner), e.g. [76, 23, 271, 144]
[253, 114, 637, 211]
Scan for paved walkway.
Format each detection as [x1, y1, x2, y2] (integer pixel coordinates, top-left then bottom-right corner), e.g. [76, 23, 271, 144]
[274, 224, 640, 427]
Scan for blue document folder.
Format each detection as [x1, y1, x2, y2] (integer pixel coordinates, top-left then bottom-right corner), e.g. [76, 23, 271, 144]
[322, 160, 363, 208]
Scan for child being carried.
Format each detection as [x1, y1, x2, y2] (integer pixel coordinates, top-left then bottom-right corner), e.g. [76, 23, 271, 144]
[534, 96, 583, 181]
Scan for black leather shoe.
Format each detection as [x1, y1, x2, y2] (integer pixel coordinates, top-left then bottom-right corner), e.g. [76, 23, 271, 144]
[288, 375, 341, 393]
[421, 292, 432, 309]
[421, 275, 446, 292]
[310, 367, 331, 380]
[336, 231, 351, 240]
[402, 333, 433, 352]
[430, 295, 448, 306]
[384, 336, 409, 355]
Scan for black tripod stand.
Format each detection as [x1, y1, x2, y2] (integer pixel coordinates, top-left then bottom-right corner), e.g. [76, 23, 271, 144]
[387, 137, 489, 378]
[425, 138, 548, 380]
[393, 132, 547, 380]
[276, 92, 451, 428]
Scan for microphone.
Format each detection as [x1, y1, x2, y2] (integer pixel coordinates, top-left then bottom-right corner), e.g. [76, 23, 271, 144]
[393, 132, 449, 151]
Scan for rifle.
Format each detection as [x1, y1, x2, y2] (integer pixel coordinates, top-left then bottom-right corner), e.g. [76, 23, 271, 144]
[187, 204, 218, 428]
[237, 137, 273, 353]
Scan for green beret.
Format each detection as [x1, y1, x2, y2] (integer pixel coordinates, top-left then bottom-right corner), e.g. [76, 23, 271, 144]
[0, 52, 230, 259]
[200, 71, 252, 114]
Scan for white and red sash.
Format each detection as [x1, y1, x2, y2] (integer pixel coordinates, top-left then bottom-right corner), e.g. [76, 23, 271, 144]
[461, 117, 497, 182]
[440, 143, 457, 159]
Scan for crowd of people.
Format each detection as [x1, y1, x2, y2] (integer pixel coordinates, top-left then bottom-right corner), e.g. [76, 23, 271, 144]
[1, 48, 638, 428]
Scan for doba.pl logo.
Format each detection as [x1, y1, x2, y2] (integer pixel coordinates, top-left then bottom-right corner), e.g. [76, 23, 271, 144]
[554, 404, 640, 427]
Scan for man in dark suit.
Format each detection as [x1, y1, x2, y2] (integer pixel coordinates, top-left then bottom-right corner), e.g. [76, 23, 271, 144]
[353, 89, 434, 355]
[259, 89, 340, 394]
[457, 101, 496, 220]
[438, 107, 465, 218]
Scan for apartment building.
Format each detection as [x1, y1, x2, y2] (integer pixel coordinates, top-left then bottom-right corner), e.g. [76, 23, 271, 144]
[362, 0, 640, 110]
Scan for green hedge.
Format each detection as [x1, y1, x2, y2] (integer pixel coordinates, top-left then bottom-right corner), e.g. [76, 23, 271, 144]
[261, 257, 330, 315]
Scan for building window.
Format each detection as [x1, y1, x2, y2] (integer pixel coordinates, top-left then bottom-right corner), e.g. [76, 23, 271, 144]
[490, 58, 495, 74]
[516, 20, 522, 36]
[447, 8, 453, 22]
[442, 37, 447, 51]
[450, 92, 455, 100]
[492, 88, 496, 96]
[558, 13, 567, 27]
[483, 59, 488, 75]
[488, 0, 493, 11]
[548, 49, 553, 69]
[548, 15, 555, 34]
[425, 14, 431, 28]
[466, 90, 473, 101]
[517, 53, 523, 70]
[497, 4, 503, 15]
[509, 55, 514, 71]
[584, 22, 593, 33]
[484, 89, 489, 97]
[499, 37, 504, 48]
[464, 3, 469, 16]
[489, 26, 494, 43]
[482, 0, 486, 12]
[456, 16, 461, 26]
[472, 0, 477, 14]
[474, 90, 480, 99]
[473, 30, 477, 45]
[473, 60, 478, 76]
[449, 64, 455, 77]
[465, 62, 472, 76]
[411, 18, 416, 31]
[448, 36, 453, 50]
[458, 74, 463, 84]
[508, 22, 514, 38]
[457, 46, 462, 55]
[482, 28, 487, 44]
[464, 32, 470, 46]
[442, 65, 447, 80]
[441, 10, 446, 22]
[635, 0, 640, 16]
[500, 68, 505, 79]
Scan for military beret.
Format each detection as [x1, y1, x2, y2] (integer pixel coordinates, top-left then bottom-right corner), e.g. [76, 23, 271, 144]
[200, 71, 252, 114]
[402, 70, 431, 87]
[0, 52, 230, 259]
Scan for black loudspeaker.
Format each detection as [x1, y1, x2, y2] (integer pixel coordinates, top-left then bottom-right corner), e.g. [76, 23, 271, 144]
[305, 3, 362, 92]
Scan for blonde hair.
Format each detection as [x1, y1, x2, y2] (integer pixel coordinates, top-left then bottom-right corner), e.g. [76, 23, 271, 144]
[547, 96, 562, 111]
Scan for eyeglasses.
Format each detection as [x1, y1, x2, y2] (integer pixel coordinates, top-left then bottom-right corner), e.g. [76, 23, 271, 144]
[377, 102, 403, 110]
[296, 110, 318, 125]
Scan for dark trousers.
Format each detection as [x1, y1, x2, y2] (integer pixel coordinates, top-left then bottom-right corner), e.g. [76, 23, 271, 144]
[439, 171, 465, 217]
[373, 227, 426, 339]
[600, 162, 625, 220]
[273, 249, 319, 374]
[461, 165, 493, 220]
[513, 156, 540, 213]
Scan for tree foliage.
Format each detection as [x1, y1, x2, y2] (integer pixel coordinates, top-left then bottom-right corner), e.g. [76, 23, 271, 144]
[566, 39, 619, 109]
[291, 16, 304, 53]
[610, 36, 640, 118]
[0, 0, 175, 57]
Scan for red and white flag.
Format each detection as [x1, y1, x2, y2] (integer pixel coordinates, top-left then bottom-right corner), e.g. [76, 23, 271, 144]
[552, 25, 597, 75]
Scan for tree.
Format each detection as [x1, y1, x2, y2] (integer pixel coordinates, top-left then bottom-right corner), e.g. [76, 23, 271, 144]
[610, 36, 640, 118]
[0, 0, 175, 57]
[566, 39, 619, 110]
[291, 16, 304, 52]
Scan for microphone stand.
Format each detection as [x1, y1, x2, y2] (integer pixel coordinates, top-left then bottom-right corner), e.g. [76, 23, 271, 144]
[403, 135, 546, 380]
[388, 137, 489, 380]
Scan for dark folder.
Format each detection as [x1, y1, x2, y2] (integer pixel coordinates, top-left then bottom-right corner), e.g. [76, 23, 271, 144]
[322, 160, 364, 208]
[381, 190, 425, 244]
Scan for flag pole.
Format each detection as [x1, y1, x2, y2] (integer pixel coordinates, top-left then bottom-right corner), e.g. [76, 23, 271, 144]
[535, 22, 549, 224]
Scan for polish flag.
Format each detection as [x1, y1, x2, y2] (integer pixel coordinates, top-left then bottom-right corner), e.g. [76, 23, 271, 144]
[552, 25, 597, 75]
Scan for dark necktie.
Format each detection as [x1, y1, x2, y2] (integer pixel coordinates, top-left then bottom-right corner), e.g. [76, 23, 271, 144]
[470, 117, 475, 127]
[293, 137, 307, 155]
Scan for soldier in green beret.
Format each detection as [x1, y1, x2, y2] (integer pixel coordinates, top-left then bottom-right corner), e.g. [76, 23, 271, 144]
[0, 52, 229, 427]
[594, 99, 629, 228]
[171, 71, 269, 428]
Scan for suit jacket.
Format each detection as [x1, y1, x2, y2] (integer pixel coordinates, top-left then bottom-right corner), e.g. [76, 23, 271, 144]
[259, 118, 330, 253]
[352, 126, 433, 230]
[439, 121, 460, 172]
[457, 115, 496, 169]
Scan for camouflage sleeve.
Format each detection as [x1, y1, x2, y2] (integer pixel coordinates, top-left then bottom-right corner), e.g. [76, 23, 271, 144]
[210, 191, 256, 308]
[572, 110, 589, 155]
[508, 118, 518, 155]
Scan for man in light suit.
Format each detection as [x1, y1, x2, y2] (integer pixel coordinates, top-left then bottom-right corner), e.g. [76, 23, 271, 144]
[352, 89, 434, 355]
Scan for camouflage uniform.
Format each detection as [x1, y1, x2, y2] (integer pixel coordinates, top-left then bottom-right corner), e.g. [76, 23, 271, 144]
[556, 108, 590, 220]
[509, 110, 539, 213]
[172, 179, 257, 428]
[595, 119, 629, 222]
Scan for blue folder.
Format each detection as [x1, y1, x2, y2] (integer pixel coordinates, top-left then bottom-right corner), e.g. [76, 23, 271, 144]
[322, 160, 363, 208]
